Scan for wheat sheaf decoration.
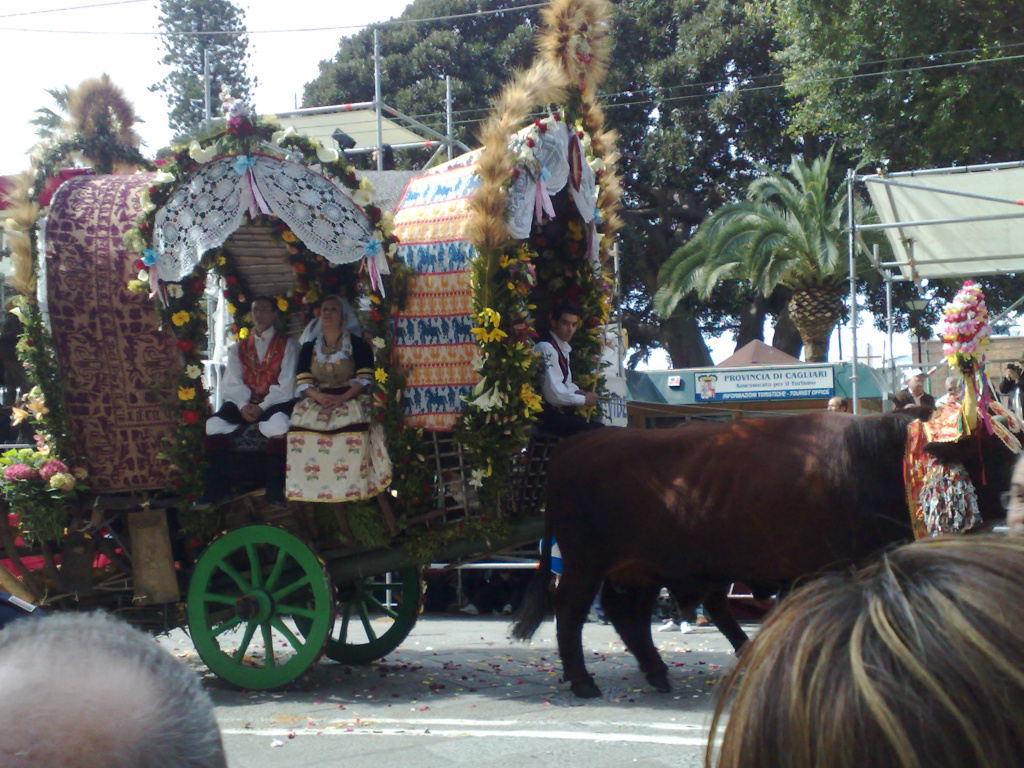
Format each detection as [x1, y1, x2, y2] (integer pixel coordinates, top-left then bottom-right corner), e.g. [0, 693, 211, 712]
[468, 0, 621, 258]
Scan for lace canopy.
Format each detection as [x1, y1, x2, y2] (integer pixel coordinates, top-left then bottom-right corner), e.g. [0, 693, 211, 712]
[153, 155, 373, 282]
[505, 121, 598, 241]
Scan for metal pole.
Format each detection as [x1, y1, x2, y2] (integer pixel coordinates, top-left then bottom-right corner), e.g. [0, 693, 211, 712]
[203, 47, 211, 121]
[847, 169, 859, 413]
[884, 252, 896, 397]
[446, 75, 454, 161]
[374, 29, 384, 171]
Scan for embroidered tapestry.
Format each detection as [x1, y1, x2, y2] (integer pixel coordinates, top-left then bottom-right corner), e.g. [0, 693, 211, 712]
[46, 174, 181, 493]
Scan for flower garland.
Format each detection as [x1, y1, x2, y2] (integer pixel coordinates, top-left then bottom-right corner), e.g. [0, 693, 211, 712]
[119, 99, 399, 534]
[940, 280, 994, 438]
[459, 110, 615, 512]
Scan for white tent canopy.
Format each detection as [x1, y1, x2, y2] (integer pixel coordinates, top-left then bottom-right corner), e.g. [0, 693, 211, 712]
[861, 160, 1024, 281]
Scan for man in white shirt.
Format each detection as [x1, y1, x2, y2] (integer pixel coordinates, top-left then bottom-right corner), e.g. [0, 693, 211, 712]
[534, 303, 602, 437]
[203, 297, 298, 506]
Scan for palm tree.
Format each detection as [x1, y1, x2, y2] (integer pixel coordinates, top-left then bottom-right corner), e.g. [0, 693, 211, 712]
[656, 148, 879, 362]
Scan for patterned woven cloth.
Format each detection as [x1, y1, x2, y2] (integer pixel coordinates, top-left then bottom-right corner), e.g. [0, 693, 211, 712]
[391, 155, 482, 430]
[45, 174, 181, 493]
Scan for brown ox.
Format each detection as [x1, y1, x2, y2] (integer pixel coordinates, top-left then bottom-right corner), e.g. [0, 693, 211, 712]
[512, 411, 1018, 698]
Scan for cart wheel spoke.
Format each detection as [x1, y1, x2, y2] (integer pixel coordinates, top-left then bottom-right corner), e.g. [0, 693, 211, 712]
[212, 616, 243, 637]
[264, 549, 289, 592]
[277, 604, 318, 620]
[247, 544, 262, 588]
[262, 622, 275, 668]
[233, 621, 258, 662]
[217, 560, 251, 594]
[270, 617, 303, 651]
[364, 593, 398, 620]
[203, 593, 239, 607]
[357, 601, 378, 642]
[273, 575, 311, 601]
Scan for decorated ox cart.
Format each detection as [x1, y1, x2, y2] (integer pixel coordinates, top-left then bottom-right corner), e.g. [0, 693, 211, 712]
[0, 0, 620, 689]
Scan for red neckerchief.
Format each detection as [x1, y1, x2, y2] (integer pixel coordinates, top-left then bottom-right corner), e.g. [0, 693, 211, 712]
[238, 330, 288, 404]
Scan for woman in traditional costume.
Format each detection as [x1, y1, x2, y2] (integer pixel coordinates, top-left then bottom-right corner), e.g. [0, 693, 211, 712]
[285, 295, 391, 502]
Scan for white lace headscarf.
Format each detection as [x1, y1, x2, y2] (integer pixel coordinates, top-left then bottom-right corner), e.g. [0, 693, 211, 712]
[299, 296, 361, 345]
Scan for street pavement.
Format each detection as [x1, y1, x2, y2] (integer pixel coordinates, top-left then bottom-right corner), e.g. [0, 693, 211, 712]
[158, 613, 748, 768]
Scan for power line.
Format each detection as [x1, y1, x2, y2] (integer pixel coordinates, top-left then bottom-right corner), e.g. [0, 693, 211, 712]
[0, 1, 546, 35]
[0, 0, 147, 18]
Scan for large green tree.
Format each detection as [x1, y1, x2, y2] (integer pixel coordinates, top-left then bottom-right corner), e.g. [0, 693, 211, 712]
[770, 0, 1024, 170]
[151, 0, 254, 136]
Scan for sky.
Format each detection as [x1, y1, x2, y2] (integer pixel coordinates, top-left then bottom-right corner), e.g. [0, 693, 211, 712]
[0, 0, 913, 368]
[0, 0, 415, 174]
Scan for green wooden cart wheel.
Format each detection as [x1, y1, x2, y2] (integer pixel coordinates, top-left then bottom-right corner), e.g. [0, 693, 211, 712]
[299, 566, 421, 664]
[186, 525, 333, 690]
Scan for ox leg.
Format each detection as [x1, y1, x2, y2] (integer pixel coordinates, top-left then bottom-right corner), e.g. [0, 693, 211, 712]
[554, 570, 603, 698]
[701, 587, 748, 652]
[601, 581, 670, 693]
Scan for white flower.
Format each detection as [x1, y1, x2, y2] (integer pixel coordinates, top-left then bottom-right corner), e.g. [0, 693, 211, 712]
[588, 157, 606, 174]
[387, 242, 398, 257]
[371, 337, 386, 351]
[185, 364, 202, 379]
[188, 140, 218, 164]
[154, 170, 176, 185]
[470, 387, 506, 412]
[138, 189, 156, 214]
[166, 284, 184, 299]
[137, 270, 150, 283]
[468, 468, 487, 488]
[352, 189, 372, 207]
[316, 146, 339, 163]
[271, 126, 298, 145]
[359, 176, 374, 192]
[380, 211, 396, 236]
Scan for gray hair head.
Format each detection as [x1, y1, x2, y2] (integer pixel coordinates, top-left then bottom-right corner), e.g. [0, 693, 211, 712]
[0, 612, 226, 768]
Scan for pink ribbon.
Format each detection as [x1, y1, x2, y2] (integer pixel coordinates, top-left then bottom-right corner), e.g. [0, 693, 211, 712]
[242, 169, 271, 220]
[534, 181, 555, 223]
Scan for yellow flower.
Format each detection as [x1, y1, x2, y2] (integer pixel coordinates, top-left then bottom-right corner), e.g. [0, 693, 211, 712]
[477, 308, 501, 327]
[507, 282, 516, 292]
[26, 395, 48, 417]
[10, 407, 28, 426]
[499, 254, 515, 269]
[276, 297, 289, 312]
[375, 368, 388, 384]
[369, 294, 381, 305]
[171, 311, 190, 326]
[567, 220, 584, 241]
[238, 327, 249, 339]
[520, 383, 543, 414]
[226, 302, 237, 315]
[281, 230, 297, 243]
[177, 386, 196, 401]
[470, 325, 508, 344]
[216, 255, 226, 266]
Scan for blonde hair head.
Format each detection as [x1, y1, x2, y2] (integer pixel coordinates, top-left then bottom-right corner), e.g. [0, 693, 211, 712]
[708, 535, 1024, 768]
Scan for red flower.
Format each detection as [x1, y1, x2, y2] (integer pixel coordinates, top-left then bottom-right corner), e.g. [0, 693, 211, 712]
[525, 138, 536, 148]
[182, 410, 199, 424]
[227, 116, 255, 136]
[226, 275, 238, 285]
[294, 263, 306, 274]
[535, 119, 546, 133]
[511, 168, 521, 180]
[139, 220, 151, 233]
[134, 259, 145, 272]
[370, 309, 382, 322]
[554, 112, 562, 122]
[376, 412, 385, 421]
[367, 206, 382, 222]
[176, 339, 194, 352]
[346, 171, 357, 186]
[155, 158, 168, 167]
[190, 279, 205, 294]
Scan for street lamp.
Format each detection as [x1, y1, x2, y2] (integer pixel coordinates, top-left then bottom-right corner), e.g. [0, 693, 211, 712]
[905, 299, 929, 364]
